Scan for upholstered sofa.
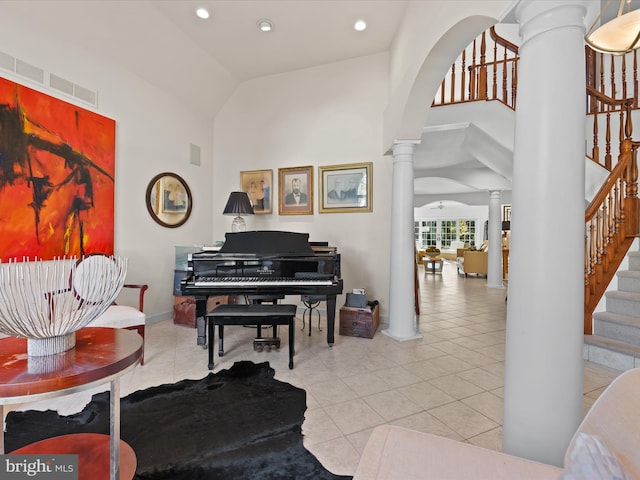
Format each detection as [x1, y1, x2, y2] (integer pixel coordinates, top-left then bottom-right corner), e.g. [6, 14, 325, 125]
[440, 240, 468, 261]
[457, 250, 488, 276]
[354, 367, 640, 479]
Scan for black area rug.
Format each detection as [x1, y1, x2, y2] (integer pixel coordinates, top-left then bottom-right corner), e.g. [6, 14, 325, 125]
[4, 361, 352, 480]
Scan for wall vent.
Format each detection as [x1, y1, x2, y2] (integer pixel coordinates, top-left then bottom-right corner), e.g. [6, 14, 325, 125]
[49, 73, 74, 95]
[15, 59, 44, 84]
[0, 51, 15, 72]
[189, 143, 201, 166]
[49, 73, 98, 107]
[0, 50, 98, 108]
[73, 84, 97, 105]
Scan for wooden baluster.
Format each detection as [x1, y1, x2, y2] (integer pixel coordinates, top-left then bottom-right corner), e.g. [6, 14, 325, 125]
[605, 106, 612, 170]
[634, 51, 638, 109]
[611, 55, 616, 101]
[512, 58, 518, 109]
[469, 39, 477, 100]
[598, 205, 606, 276]
[501, 46, 508, 104]
[622, 55, 628, 101]
[592, 113, 600, 164]
[440, 77, 445, 105]
[460, 50, 467, 102]
[618, 175, 625, 245]
[610, 185, 617, 251]
[589, 219, 596, 294]
[491, 39, 497, 101]
[586, 46, 597, 113]
[479, 32, 487, 100]
[585, 229, 591, 303]
[450, 61, 456, 104]
[600, 52, 606, 108]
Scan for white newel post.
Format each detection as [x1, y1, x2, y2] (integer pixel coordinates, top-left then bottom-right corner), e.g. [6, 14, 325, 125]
[487, 190, 504, 289]
[502, 0, 587, 466]
[384, 141, 422, 341]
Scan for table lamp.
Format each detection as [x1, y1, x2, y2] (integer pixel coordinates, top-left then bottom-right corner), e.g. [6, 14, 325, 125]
[223, 191, 254, 232]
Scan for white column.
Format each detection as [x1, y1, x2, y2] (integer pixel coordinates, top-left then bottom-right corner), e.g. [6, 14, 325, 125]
[383, 141, 422, 341]
[503, 0, 587, 466]
[487, 190, 503, 289]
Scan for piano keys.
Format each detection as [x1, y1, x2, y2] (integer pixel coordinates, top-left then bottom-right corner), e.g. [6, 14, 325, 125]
[180, 230, 343, 347]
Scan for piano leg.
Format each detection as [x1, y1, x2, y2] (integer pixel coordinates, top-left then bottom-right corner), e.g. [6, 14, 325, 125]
[326, 294, 337, 346]
[197, 316, 207, 347]
[207, 316, 215, 370]
[195, 298, 208, 348]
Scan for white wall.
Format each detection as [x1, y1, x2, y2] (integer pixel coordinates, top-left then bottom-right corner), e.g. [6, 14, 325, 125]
[214, 53, 393, 316]
[0, 8, 216, 322]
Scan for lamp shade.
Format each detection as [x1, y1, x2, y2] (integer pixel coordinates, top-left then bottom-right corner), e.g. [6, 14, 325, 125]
[223, 192, 254, 216]
[585, 2, 640, 54]
[502, 221, 511, 231]
[223, 192, 253, 232]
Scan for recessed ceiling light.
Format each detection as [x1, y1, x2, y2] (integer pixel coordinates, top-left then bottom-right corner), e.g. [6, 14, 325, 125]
[354, 19, 367, 31]
[257, 19, 273, 32]
[196, 7, 210, 19]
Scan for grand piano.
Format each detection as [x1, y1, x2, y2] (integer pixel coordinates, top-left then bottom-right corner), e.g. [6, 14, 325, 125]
[180, 230, 343, 347]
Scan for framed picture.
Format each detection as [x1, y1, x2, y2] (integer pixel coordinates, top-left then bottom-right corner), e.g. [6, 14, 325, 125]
[161, 175, 189, 213]
[319, 162, 372, 213]
[240, 169, 273, 214]
[278, 166, 313, 215]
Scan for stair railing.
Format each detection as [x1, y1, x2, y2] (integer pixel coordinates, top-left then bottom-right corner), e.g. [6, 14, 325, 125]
[432, 27, 518, 109]
[584, 96, 640, 333]
[586, 47, 638, 112]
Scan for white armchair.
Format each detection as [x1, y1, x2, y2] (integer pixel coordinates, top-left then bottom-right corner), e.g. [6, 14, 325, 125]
[73, 254, 148, 364]
[88, 283, 148, 364]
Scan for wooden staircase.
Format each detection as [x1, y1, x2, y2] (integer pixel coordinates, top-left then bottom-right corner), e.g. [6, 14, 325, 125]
[433, 26, 640, 369]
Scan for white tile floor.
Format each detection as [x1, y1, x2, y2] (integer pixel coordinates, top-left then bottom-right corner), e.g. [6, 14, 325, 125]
[10, 261, 623, 476]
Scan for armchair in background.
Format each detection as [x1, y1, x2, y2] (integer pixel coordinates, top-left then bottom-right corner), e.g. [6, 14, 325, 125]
[457, 250, 488, 277]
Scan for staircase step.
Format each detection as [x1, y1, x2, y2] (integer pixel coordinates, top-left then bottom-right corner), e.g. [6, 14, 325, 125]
[605, 290, 640, 318]
[618, 270, 640, 294]
[584, 334, 640, 371]
[629, 251, 640, 271]
[593, 311, 640, 345]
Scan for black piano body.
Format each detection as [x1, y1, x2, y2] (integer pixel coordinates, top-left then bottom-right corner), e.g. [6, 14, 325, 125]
[180, 231, 343, 347]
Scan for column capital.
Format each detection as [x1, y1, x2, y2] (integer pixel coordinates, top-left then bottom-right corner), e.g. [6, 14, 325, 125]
[516, 1, 588, 46]
[389, 140, 420, 157]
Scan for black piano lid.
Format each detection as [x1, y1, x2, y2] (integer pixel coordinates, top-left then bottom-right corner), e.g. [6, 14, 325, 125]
[218, 231, 315, 257]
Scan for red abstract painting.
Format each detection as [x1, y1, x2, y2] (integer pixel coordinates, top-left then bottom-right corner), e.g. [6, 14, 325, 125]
[0, 76, 115, 262]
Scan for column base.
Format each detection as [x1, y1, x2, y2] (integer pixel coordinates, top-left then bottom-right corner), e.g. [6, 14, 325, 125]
[382, 328, 423, 342]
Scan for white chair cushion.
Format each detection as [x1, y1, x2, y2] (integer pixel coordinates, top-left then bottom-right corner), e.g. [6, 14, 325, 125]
[89, 305, 145, 329]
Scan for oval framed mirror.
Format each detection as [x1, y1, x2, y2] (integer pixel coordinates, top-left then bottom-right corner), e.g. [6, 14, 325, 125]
[146, 172, 192, 228]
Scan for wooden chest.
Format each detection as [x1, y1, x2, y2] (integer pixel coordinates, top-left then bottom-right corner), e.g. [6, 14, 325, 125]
[339, 304, 380, 339]
[173, 296, 228, 328]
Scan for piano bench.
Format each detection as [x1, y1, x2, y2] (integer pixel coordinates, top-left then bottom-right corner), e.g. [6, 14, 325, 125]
[205, 304, 297, 370]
